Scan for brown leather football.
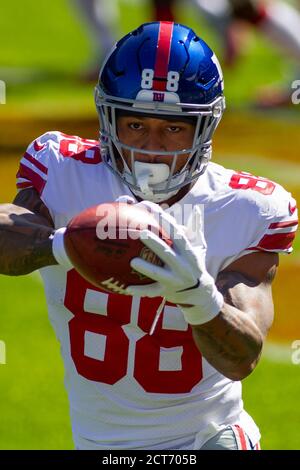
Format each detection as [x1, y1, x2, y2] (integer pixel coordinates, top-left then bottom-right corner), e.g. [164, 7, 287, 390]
[64, 202, 171, 295]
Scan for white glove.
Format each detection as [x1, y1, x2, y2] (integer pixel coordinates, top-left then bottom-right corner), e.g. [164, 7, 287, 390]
[51, 228, 73, 269]
[114, 195, 136, 204]
[127, 202, 224, 325]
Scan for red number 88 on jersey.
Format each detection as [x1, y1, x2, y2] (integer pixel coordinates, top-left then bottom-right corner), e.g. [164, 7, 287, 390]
[64, 270, 203, 394]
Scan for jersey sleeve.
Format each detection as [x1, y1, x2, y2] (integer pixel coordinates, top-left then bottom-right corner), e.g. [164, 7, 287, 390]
[247, 191, 298, 255]
[16, 132, 59, 195]
[16, 131, 101, 197]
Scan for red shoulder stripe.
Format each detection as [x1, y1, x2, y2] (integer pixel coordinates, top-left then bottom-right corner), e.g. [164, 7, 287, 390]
[17, 164, 46, 195]
[23, 152, 48, 175]
[248, 231, 296, 251]
[16, 181, 33, 189]
[269, 220, 298, 229]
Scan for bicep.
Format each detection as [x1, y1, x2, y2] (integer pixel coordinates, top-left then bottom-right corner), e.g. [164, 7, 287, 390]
[13, 188, 54, 227]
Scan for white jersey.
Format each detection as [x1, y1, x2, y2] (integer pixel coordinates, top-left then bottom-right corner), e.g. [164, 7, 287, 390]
[17, 131, 298, 450]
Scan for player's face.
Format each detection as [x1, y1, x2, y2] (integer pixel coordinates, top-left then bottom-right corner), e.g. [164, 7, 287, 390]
[116, 115, 196, 172]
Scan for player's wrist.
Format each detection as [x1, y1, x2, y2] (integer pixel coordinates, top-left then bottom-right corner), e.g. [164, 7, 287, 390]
[51, 228, 73, 269]
[179, 278, 224, 325]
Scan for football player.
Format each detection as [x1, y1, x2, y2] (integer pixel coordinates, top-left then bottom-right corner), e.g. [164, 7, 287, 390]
[0, 22, 298, 450]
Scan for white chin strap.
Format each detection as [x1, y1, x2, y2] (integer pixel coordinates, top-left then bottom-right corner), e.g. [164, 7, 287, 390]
[123, 161, 185, 203]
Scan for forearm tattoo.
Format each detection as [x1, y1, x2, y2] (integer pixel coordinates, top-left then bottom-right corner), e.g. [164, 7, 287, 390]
[0, 190, 56, 275]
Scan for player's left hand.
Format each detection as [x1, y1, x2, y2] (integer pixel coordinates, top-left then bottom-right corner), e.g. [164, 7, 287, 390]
[127, 202, 224, 325]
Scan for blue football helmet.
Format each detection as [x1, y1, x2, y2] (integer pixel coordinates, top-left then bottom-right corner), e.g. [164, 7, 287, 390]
[95, 21, 225, 202]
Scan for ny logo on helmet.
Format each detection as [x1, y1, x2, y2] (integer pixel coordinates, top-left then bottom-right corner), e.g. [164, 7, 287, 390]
[153, 92, 164, 102]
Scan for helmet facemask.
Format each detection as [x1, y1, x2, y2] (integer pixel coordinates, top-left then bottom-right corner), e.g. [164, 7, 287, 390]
[95, 87, 225, 203]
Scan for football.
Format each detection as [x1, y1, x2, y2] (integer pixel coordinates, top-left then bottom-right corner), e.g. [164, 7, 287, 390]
[64, 202, 172, 294]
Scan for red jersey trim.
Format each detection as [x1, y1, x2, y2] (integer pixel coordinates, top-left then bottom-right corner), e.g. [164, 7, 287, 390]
[248, 231, 296, 251]
[16, 181, 34, 190]
[23, 152, 48, 175]
[269, 220, 298, 229]
[17, 164, 46, 195]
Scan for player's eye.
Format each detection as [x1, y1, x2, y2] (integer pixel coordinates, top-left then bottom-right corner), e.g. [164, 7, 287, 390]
[129, 122, 143, 130]
[167, 126, 181, 133]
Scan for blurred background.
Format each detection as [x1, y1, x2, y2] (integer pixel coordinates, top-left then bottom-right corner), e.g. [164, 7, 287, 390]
[0, 0, 299, 450]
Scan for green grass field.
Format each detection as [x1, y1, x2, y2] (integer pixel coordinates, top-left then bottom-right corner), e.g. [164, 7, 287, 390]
[0, 0, 296, 115]
[0, 274, 72, 449]
[1, 0, 300, 450]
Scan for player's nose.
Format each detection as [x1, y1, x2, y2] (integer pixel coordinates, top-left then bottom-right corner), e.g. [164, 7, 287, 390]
[139, 131, 166, 162]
